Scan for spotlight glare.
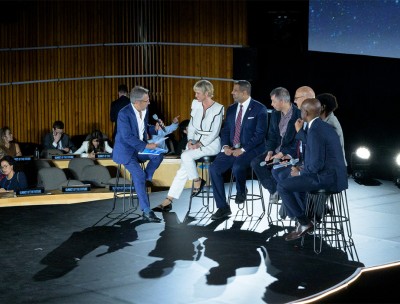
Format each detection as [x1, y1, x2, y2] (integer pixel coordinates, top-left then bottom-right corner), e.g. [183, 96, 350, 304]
[355, 147, 370, 160]
[396, 153, 400, 166]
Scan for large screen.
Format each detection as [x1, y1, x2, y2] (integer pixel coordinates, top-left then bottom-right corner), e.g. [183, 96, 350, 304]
[309, 0, 400, 59]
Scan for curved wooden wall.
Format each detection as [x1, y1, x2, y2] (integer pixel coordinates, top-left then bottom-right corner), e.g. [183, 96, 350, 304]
[0, 0, 247, 146]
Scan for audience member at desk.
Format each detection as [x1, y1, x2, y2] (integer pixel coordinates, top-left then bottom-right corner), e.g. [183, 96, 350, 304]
[0, 126, 22, 157]
[0, 155, 28, 192]
[175, 119, 189, 156]
[112, 85, 164, 223]
[42, 120, 76, 156]
[148, 115, 180, 153]
[74, 130, 113, 158]
[153, 80, 224, 212]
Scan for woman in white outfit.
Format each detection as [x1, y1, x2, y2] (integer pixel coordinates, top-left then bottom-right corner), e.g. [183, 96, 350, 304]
[74, 130, 113, 158]
[153, 80, 224, 212]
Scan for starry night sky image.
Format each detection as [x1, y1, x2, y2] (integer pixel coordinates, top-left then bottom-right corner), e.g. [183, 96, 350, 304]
[309, 0, 400, 59]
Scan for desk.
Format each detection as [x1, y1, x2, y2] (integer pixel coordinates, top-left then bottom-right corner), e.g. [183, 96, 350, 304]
[0, 188, 114, 207]
[47, 157, 193, 188]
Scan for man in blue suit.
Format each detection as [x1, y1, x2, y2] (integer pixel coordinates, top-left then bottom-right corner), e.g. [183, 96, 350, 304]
[112, 85, 164, 222]
[209, 80, 268, 220]
[278, 98, 348, 241]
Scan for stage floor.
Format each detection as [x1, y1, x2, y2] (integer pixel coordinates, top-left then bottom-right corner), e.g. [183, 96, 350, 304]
[1, 177, 399, 303]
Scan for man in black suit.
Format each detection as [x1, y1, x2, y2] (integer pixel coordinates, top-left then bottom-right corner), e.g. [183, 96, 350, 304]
[110, 84, 130, 144]
[209, 80, 268, 220]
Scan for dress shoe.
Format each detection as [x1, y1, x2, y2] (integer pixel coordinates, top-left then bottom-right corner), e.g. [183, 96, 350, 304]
[284, 222, 314, 241]
[235, 189, 248, 204]
[269, 191, 279, 204]
[152, 198, 173, 212]
[145, 180, 154, 188]
[142, 211, 162, 223]
[211, 206, 232, 220]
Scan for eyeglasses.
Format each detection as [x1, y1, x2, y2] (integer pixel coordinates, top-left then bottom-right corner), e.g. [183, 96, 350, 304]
[294, 96, 304, 100]
[1, 164, 10, 169]
[138, 98, 150, 103]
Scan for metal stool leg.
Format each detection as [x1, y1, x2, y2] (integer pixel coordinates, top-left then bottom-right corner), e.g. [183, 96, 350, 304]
[188, 156, 215, 213]
[227, 168, 265, 217]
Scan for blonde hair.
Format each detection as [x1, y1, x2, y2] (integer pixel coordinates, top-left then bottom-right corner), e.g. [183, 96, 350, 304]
[193, 80, 214, 97]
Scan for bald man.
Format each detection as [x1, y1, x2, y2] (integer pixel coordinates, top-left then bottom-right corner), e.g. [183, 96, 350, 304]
[293, 86, 315, 109]
[277, 98, 348, 241]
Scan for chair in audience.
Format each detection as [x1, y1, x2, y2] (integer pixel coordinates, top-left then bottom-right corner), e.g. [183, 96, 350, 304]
[68, 158, 95, 181]
[80, 164, 121, 187]
[37, 167, 83, 191]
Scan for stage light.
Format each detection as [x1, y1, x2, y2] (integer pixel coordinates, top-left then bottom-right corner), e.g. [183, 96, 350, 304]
[393, 153, 400, 186]
[350, 146, 371, 180]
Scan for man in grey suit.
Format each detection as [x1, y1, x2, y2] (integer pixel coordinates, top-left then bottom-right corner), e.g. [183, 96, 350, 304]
[278, 98, 348, 241]
[209, 80, 268, 220]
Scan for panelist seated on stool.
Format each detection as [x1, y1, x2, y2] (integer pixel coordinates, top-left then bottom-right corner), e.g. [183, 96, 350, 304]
[153, 80, 224, 213]
[276, 98, 348, 242]
[209, 80, 268, 221]
[112, 85, 164, 223]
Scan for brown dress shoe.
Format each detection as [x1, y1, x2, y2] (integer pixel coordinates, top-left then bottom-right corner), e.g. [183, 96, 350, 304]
[285, 222, 314, 241]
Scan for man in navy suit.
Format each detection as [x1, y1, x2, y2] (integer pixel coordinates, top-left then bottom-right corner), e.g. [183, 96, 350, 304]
[251, 87, 301, 205]
[209, 80, 268, 220]
[112, 85, 164, 222]
[278, 98, 348, 241]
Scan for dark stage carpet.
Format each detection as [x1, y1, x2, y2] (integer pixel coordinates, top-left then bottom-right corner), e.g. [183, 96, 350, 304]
[1, 178, 399, 303]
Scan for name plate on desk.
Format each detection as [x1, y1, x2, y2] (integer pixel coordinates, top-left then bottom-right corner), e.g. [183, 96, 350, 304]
[16, 187, 45, 196]
[62, 184, 91, 193]
[95, 153, 112, 159]
[14, 156, 33, 162]
[109, 185, 135, 192]
[52, 154, 78, 160]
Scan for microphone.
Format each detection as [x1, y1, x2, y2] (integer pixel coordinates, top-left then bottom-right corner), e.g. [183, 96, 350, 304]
[259, 158, 280, 167]
[271, 158, 299, 169]
[152, 114, 166, 132]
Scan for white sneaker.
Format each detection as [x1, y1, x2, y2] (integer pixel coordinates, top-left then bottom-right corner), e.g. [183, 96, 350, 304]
[269, 191, 279, 204]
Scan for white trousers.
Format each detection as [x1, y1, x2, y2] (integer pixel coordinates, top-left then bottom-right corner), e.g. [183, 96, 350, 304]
[167, 146, 217, 199]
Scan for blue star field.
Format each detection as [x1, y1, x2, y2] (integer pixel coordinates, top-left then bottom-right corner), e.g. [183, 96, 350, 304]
[309, 0, 400, 59]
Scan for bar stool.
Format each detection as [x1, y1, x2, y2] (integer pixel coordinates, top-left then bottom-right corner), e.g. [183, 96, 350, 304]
[227, 168, 266, 216]
[301, 189, 359, 261]
[109, 162, 148, 215]
[188, 155, 216, 213]
[266, 194, 293, 229]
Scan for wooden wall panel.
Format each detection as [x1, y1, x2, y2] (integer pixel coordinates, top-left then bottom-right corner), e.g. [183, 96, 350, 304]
[0, 0, 247, 148]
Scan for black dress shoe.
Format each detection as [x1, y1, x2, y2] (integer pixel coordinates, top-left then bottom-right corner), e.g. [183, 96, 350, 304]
[211, 206, 232, 220]
[152, 198, 173, 212]
[145, 180, 153, 188]
[142, 211, 162, 223]
[235, 189, 248, 204]
[284, 222, 314, 241]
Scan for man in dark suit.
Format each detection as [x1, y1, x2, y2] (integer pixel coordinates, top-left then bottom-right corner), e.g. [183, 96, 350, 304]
[42, 120, 76, 154]
[278, 98, 348, 241]
[251, 87, 301, 205]
[110, 84, 130, 144]
[112, 85, 164, 222]
[209, 80, 268, 220]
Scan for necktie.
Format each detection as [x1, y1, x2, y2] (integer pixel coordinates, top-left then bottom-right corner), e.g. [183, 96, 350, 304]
[233, 105, 243, 147]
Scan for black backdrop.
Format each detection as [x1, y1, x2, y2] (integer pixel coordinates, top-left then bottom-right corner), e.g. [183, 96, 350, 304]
[245, 0, 399, 179]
